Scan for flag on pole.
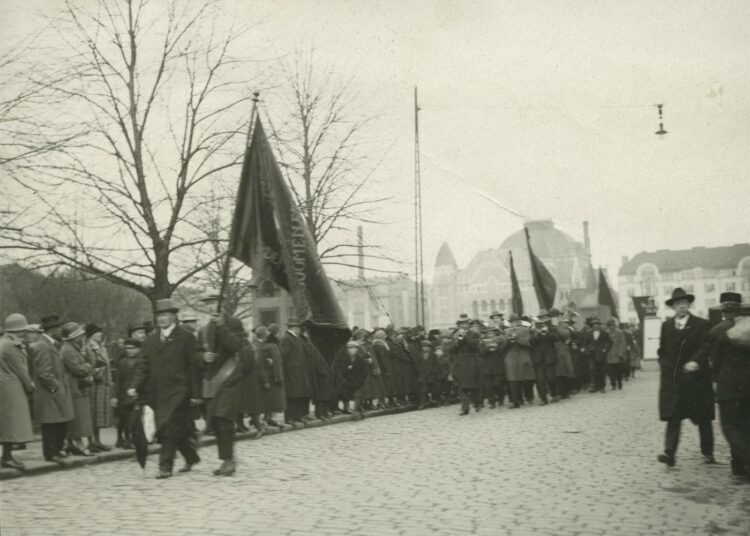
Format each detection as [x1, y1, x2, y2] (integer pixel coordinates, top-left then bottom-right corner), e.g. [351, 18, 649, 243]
[228, 117, 350, 358]
[509, 250, 524, 316]
[598, 267, 619, 319]
[524, 227, 557, 311]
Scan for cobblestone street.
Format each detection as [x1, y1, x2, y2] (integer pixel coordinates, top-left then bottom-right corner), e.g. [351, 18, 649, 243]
[2, 370, 748, 536]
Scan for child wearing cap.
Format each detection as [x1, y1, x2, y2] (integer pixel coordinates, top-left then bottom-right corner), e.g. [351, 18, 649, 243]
[111, 339, 141, 449]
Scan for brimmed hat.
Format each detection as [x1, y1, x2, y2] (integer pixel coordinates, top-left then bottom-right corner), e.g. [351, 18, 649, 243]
[665, 288, 695, 307]
[456, 313, 470, 325]
[4, 314, 30, 333]
[85, 322, 103, 338]
[127, 322, 148, 336]
[489, 311, 504, 319]
[180, 313, 199, 323]
[606, 318, 617, 327]
[123, 338, 142, 348]
[40, 315, 63, 331]
[254, 325, 269, 339]
[591, 317, 603, 326]
[720, 292, 742, 305]
[26, 323, 43, 334]
[546, 308, 562, 317]
[153, 299, 180, 314]
[508, 313, 521, 323]
[61, 322, 85, 341]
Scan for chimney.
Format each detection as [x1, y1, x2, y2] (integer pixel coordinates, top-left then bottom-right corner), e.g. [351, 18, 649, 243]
[583, 221, 591, 256]
[357, 226, 364, 280]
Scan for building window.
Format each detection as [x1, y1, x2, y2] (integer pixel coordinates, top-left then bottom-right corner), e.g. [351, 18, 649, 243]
[725, 282, 736, 292]
[472, 301, 479, 318]
[684, 284, 694, 293]
[481, 300, 488, 313]
[490, 299, 497, 312]
[704, 283, 715, 293]
[499, 298, 506, 311]
[663, 286, 673, 296]
[260, 280, 276, 297]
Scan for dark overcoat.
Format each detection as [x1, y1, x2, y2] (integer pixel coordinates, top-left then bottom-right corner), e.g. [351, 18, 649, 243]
[415, 353, 438, 385]
[531, 329, 558, 366]
[303, 336, 336, 402]
[200, 325, 248, 422]
[29, 336, 74, 424]
[657, 314, 715, 423]
[339, 352, 368, 400]
[710, 318, 750, 402]
[133, 325, 200, 432]
[448, 332, 481, 389]
[112, 353, 139, 410]
[582, 329, 612, 363]
[372, 340, 395, 397]
[280, 332, 313, 399]
[241, 340, 270, 415]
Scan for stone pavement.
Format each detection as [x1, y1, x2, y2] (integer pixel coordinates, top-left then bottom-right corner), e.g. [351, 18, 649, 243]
[1, 370, 748, 536]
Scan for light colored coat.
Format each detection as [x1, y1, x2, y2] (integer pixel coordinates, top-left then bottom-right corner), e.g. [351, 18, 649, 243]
[0, 336, 35, 443]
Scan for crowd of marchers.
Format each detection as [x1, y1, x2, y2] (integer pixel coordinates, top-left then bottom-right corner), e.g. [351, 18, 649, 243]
[0, 288, 747, 484]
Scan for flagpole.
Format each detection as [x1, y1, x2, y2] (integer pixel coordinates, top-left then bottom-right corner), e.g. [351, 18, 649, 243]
[217, 91, 260, 315]
[413, 86, 425, 326]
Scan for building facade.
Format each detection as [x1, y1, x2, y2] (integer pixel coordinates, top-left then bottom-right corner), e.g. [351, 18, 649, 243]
[617, 244, 750, 323]
[334, 274, 422, 330]
[430, 220, 599, 329]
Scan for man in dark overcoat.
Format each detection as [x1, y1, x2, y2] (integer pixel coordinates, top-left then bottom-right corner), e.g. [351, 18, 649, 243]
[28, 315, 73, 463]
[280, 318, 313, 424]
[199, 316, 251, 476]
[709, 292, 750, 481]
[130, 299, 201, 479]
[448, 315, 481, 415]
[657, 288, 715, 467]
[302, 327, 335, 420]
[530, 314, 559, 404]
[581, 318, 611, 393]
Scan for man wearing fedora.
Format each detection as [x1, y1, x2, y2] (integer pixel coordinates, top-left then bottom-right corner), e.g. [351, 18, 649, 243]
[280, 317, 314, 424]
[448, 314, 482, 415]
[28, 315, 74, 463]
[130, 298, 202, 479]
[657, 288, 715, 467]
[581, 318, 611, 393]
[0, 314, 36, 470]
[709, 292, 750, 482]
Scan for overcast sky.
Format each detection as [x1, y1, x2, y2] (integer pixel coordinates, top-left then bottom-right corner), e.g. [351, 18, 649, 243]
[4, 0, 749, 286]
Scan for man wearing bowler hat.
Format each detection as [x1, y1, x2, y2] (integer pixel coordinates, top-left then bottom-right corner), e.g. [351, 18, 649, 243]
[280, 317, 313, 424]
[709, 292, 750, 482]
[130, 298, 201, 479]
[657, 288, 715, 467]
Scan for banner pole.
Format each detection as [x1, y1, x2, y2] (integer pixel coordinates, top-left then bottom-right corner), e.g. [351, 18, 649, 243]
[217, 91, 260, 315]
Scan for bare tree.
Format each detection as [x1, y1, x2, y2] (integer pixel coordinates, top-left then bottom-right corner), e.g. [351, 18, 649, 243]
[265, 47, 396, 276]
[1, 0, 262, 303]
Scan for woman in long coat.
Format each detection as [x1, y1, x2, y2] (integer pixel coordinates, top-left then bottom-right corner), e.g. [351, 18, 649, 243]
[84, 324, 112, 451]
[60, 322, 95, 456]
[354, 332, 385, 409]
[371, 331, 395, 407]
[0, 315, 35, 469]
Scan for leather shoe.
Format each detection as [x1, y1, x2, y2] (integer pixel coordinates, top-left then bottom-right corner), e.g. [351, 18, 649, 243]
[1, 459, 26, 470]
[658, 453, 676, 467]
[703, 455, 718, 464]
[155, 470, 172, 479]
[95, 442, 112, 452]
[213, 460, 236, 476]
[178, 460, 199, 473]
[46, 455, 66, 465]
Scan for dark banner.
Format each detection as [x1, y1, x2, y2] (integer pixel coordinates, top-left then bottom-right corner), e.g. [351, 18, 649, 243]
[229, 117, 350, 358]
[509, 250, 524, 316]
[598, 268, 619, 319]
[524, 227, 557, 311]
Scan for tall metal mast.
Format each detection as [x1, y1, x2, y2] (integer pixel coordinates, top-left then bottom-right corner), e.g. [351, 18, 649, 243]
[414, 87, 425, 326]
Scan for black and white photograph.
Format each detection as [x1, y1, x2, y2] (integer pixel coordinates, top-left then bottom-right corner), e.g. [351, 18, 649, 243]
[1, 1, 749, 535]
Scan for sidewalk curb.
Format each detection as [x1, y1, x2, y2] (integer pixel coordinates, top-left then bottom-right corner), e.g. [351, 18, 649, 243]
[0, 405, 417, 481]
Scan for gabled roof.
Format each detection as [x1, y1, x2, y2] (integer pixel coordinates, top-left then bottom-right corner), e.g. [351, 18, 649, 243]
[619, 244, 750, 275]
[435, 242, 458, 268]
